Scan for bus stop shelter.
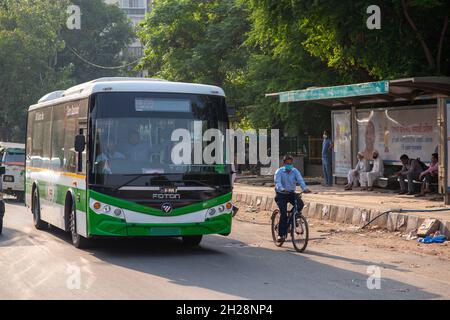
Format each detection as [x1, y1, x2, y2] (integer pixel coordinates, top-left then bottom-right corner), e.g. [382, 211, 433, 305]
[266, 77, 450, 203]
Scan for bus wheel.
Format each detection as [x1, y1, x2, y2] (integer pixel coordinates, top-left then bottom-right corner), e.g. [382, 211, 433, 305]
[32, 189, 47, 230]
[0, 201, 4, 234]
[182, 235, 203, 246]
[69, 203, 89, 249]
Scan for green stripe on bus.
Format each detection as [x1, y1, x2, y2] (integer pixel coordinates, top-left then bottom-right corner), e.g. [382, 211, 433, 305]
[89, 189, 232, 217]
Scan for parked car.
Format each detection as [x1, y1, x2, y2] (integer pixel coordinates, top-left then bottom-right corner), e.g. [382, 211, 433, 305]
[0, 146, 25, 202]
[0, 166, 5, 234]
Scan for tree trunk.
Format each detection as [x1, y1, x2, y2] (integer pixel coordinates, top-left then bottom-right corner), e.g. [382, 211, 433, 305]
[401, 0, 435, 70]
[437, 14, 449, 75]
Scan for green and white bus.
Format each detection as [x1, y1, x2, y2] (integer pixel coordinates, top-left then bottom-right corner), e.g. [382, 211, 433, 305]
[26, 78, 233, 248]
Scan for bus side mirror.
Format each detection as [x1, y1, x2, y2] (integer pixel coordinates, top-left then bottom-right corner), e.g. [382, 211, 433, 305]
[75, 134, 86, 153]
[0, 166, 5, 175]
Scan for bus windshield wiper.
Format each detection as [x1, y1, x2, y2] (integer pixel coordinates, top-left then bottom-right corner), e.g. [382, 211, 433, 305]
[112, 175, 226, 192]
[112, 174, 158, 192]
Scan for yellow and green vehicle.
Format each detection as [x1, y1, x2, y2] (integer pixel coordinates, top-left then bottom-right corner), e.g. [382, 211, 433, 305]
[25, 78, 233, 248]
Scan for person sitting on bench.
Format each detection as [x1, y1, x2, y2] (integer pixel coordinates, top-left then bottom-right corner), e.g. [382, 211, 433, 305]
[415, 153, 438, 197]
[345, 151, 369, 190]
[359, 150, 383, 191]
[395, 154, 424, 195]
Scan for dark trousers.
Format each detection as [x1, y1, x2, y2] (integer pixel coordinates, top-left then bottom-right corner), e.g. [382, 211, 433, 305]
[322, 158, 332, 186]
[398, 172, 420, 192]
[423, 174, 438, 191]
[275, 192, 304, 237]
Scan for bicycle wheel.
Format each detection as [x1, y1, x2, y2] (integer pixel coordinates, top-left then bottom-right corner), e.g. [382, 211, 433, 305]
[271, 209, 284, 247]
[291, 214, 309, 253]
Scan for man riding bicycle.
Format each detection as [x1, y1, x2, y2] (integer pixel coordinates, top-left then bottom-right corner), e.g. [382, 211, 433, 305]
[274, 155, 311, 243]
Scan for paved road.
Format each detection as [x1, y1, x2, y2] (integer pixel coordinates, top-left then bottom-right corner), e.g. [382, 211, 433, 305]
[1, 201, 449, 299]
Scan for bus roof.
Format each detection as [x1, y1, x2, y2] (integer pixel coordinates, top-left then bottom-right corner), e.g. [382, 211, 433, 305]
[29, 77, 226, 111]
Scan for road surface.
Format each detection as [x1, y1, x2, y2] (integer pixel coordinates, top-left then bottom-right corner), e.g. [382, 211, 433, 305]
[1, 201, 449, 299]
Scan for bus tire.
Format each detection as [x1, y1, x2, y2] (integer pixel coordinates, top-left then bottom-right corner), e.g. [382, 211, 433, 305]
[0, 201, 4, 234]
[69, 200, 89, 249]
[32, 188, 47, 230]
[182, 235, 203, 246]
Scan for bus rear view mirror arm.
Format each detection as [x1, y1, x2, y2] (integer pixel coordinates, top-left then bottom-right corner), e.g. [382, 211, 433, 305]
[74, 134, 86, 153]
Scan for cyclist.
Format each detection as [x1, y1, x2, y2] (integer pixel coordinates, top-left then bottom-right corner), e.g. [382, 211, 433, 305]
[274, 155, 311, 243]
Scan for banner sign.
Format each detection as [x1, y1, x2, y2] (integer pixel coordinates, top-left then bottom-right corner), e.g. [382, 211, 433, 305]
[279, 81, 389, 103]
[356, 106, 437, 164]
[332, 111, 352, 176]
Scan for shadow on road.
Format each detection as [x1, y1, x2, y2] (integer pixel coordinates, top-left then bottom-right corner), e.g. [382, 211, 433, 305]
[0, 228, 48, 247]
[80, 234, 439, 299]
[2, 201, 441, 299]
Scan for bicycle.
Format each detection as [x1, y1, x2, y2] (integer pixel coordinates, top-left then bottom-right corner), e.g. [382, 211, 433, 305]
[271, 192, 309, 252]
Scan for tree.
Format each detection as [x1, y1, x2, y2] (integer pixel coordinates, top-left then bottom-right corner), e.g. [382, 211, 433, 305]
[247, 0, 450, 79]
[58, 0, 135, 83]
[0, 0, 73, 142]
[138, 0, 251, 108]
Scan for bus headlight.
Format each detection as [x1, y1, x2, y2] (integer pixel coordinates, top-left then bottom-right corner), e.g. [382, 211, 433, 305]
[90, 199, 124, 219]
[205, 203, 232, 219]
[93, 202, 101, 210]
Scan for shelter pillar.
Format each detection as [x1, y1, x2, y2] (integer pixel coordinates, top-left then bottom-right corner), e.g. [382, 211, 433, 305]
[438, 97, 450, 204]
[350, 106, 358, 168]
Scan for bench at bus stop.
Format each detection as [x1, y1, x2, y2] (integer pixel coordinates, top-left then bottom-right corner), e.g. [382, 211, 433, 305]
[363, 160, 438, 193]
[375, 176, 438, 192]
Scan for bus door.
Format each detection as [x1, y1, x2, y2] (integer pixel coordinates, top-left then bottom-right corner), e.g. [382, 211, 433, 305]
[73, 119, 88, 236]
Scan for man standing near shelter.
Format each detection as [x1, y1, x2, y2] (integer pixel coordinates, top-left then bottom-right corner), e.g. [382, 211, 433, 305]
[322, 130, 333, 187]
[396, 154, 424, 195]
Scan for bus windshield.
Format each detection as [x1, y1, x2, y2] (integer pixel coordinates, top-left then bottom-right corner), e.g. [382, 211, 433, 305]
[90, 92, 229, 180]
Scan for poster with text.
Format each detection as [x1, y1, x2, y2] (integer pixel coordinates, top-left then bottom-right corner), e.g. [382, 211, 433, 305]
[357, 106, 437, 164]
[332, 111, 352, 176]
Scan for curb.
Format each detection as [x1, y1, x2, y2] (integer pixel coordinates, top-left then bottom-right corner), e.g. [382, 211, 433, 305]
[232, 192, 450, 238]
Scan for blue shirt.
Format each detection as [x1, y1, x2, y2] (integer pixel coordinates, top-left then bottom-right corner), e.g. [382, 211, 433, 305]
[322, 138, 332, 159]
[274, 167, 307, 193]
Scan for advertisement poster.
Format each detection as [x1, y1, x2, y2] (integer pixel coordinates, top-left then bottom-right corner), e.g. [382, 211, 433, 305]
[332, 111, 352, 176]
[357, 106, 437, 164]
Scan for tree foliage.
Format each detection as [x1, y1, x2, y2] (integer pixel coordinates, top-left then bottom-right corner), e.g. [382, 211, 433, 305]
[0, 0, 135, 141]
[138, 0, 251, 108]
[58, 0, 135, 83]
[0, 0, 72, 141]
[248, 0, 450, 78]
[138, 0, 450, 137]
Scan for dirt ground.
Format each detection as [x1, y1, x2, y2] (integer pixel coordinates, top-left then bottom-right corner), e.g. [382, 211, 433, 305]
[234, 200, 450, 261]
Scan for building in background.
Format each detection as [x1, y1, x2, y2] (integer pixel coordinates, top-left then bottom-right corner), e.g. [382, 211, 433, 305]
[104, 0, 152, 59]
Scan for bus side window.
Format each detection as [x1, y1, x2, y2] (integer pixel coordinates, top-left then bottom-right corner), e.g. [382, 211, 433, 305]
[51, 105, 66, 171]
